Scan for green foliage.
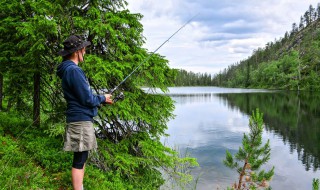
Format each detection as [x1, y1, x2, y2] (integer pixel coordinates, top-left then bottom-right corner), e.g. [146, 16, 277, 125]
[0, 1, 198, 189]
[0, 112, 62, 189]
[89, 133, 198, 189]
[224, 109, 274, 189]
[22, 133, 72, 173]
[0, 111, 195, 190]
[0, 0, 59, 117]
[0, 112, 32, 136]
[160, 147, 200, 190]
[174, 69, 214, 86]
[312, 178, 320, 190]
[0, 135, 54, 190]
[313, 178, 320, 190]
[212, 4, 320, 91]
[44, 122, 66, 137]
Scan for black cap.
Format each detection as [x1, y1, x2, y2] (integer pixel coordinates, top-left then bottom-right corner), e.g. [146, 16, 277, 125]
[58, 35, 91, 56]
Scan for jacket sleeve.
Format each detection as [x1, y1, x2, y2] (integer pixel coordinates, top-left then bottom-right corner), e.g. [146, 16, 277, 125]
[68, 67, 106, 108]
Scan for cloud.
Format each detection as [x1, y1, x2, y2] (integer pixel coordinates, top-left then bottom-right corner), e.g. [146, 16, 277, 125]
[127, 0, 320, 74]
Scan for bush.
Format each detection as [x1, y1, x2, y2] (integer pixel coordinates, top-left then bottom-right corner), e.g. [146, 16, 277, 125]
[0, 111, 199, 189]
[0, 135, 53, 189]
[0, 111, 32, 137]
[0, 112, 71, 189]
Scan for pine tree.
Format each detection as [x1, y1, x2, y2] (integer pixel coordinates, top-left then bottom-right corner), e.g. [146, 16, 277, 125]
[0, 1, 56, 124]
[304, 10, 311, 26]
[317, 3, 320, 19]
[309, 5, 316, 22]
[299, 16, 305, 30]
[224, 109, 274, 190]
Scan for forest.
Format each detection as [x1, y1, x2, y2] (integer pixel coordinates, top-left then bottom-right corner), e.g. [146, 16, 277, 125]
[173, 4, 320, 90]
[173, 69, 215, 86]
[0, 1, 197, 189]
[210, 4, 320, 91]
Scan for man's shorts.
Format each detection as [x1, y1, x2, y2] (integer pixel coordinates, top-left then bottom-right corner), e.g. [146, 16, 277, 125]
[63, 121, 97, 152]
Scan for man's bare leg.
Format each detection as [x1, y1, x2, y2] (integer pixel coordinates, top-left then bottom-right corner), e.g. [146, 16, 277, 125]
[72, 167, 84, 190]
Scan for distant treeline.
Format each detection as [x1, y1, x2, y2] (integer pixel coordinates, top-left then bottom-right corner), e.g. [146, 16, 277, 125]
[173, 69, 215, 86]
[211, 4, 320, 91]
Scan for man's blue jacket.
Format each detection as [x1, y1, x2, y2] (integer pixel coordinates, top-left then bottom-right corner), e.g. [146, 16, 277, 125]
[57, 60, 106, 123]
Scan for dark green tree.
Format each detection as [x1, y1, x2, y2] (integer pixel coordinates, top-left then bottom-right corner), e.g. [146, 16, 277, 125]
[309, 5, 316, 22]
[317, 3, 320, 19]
[0, 0, 197, 189]
[304, 10, 311, 26]
[299, 16, 305, 30]
[291, 22, 298, 35]
[0, 0, 60, 125]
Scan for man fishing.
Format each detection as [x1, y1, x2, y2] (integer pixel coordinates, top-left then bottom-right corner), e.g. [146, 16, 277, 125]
[56, 34, 113, 190]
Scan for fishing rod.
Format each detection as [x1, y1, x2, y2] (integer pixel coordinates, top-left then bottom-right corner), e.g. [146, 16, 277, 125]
[109, 14, 198, 102]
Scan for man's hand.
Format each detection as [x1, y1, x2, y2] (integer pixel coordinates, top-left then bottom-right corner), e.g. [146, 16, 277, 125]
[104, 94, 113, 104]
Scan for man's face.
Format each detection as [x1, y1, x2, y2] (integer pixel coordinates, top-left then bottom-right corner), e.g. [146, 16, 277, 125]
[77, 47, 86, 62]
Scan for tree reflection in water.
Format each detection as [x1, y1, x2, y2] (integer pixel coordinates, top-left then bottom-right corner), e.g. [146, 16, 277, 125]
[217, 91, 320, 171]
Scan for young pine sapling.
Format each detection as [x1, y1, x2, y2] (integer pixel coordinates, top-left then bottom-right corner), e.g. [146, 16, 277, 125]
[224, 109, 275, 190]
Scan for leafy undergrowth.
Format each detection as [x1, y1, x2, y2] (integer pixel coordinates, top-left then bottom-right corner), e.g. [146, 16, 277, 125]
[0, 112, 71, 189]
[0, 111, 198, 190]
[0, 112, 122, 189]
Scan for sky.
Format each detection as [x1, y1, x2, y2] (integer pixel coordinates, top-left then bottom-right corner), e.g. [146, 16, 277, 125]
[126, 0, 320, 75]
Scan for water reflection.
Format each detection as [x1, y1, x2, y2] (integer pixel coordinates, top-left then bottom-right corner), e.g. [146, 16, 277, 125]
[169, 93, 215, 104]
[164, 87, 320, 190]
[217, 91, 320, 172]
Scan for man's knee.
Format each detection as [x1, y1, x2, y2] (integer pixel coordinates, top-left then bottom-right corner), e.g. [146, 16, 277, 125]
[72, 151, 88, 169]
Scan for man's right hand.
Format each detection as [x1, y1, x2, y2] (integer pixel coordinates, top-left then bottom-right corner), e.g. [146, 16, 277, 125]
[104, 94, 113, 104]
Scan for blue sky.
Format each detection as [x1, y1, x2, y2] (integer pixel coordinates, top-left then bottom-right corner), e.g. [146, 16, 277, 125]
[127, 0, 320, 75]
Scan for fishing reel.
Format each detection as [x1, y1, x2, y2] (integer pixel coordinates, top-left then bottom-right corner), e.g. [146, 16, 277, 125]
[106, 88, 125, 103]
[112, 91, 125, 103]
[99, 88, 124, 105]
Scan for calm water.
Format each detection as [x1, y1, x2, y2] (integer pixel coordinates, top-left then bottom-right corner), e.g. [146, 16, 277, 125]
[161, 87, 320, 190]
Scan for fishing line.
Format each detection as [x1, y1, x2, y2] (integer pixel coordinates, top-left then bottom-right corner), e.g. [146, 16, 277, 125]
[109, 13, 199, 95]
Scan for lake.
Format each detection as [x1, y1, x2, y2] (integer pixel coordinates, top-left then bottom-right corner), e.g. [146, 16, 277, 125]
[160, 87, 320, 190]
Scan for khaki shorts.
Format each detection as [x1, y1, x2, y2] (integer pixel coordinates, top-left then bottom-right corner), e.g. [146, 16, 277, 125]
[63, 121, 97, 152]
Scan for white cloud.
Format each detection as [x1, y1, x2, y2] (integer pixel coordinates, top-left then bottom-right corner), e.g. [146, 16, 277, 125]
[127, 0, 320, 75]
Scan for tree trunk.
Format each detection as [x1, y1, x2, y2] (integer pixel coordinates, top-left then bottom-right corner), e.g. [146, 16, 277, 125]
[237, 160, 248, 190]
[33, 72, 40, 126]
[0, 73, 3, 110]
